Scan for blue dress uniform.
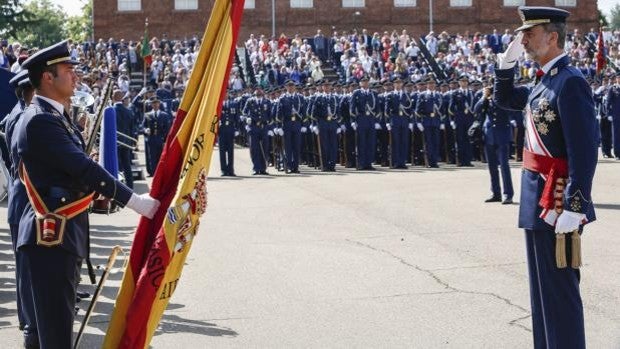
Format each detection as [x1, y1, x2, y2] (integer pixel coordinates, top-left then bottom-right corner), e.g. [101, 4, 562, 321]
[604, 77, 620, 159]
[385, 84, 413, 168]
[374, 86, 389, 167]
[448, 80, 475, 166]
[338, 86, 356, 168]
[312, 89, 339, 171]
[440, 83, 456, 164]
[276, 86, 304, 173]
[474, 92, 514, 202]
[495, 8, 597, 348]
[415, 85, 442, 167]
[219, 94, 239, 176]
[303, 88, 319, 168]
[350, 80, 378, 170]
[3, 70, 36, 337]
[142, 100, 172, 176]
[13, 41, 134, 348]
[243, 93, 272, 174]
[595, 82, 612, 158]
[114, 101, 135, 188]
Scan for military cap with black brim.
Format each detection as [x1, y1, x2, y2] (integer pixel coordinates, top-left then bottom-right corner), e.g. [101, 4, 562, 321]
[515, 6, 570, 32]
[9, 69, 30, 88]
[21, 40, 79, 70]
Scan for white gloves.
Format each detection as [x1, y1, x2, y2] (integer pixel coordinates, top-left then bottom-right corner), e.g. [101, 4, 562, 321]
[351, 122, 357, 131]
[555, 210, 585, 234]
[510, 120, 517, 127]
[497, 32, 524, 70]
[340, 124, 346, 132]
[608, 116, 613, 122]
[301, 126, 307, 133]
[312, 126, 319, 135]
[126, 193, 160, 219]
[138, 87, 148, 96]
[374, 123, 381, 130]
[144, 128, 151, 135]
[245, 125, 251, 132]
[408, 123, 414, 131]
[450, 121, 456, 129]
[336, 127, 342, 134]
[416, 123, 424, 132]
[386, 124, 391, 131]
[274, 128, 284, 136]
[267, 130, 274, 137]
[234, 131, 240, 136]
[245, 118, 252, 125]
[440, 124, 445, 130]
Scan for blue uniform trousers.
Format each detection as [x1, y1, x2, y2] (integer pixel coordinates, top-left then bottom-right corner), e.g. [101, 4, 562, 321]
[599, 118, 612, 156]
[525, 229, 585, 349]
[283, 124, 302, 171]
[423, 126, 440, 167]
[117, 148, 133, 189]
[356, 121, 376, 169]
[19, 245, 81, 349]
[218, 127, 235, 175]
[484, 142, 513, 199]
[250, 128, 269, 172]
[456, 125, 473, 165]
[146, 138, 164, 175]
[612, 117, 620, 157]
[390, 118, 408, 167]
[318, 120, 338, 170]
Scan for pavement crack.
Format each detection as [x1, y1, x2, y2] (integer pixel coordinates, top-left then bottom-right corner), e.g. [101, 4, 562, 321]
[346, 239, 530, 315]
[429, 262, 526, 271]
[350, 290, 458, 300]
[508, 314, 532, 332]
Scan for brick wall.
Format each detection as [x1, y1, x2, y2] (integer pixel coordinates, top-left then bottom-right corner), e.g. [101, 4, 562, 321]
[94, 0, 598, 42]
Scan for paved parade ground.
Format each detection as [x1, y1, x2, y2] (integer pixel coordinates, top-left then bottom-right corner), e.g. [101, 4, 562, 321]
[0, 147, 619, 348]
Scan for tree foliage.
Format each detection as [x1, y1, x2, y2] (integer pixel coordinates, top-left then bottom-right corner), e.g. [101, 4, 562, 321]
[0, 0, 36, 38]
[611, 4, 620, 30]
[13, 0, 65, 48]
[65, 0, 92, 43]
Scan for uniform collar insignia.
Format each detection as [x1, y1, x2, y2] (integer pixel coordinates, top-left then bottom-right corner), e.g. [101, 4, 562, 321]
[550, 68, 558, 77]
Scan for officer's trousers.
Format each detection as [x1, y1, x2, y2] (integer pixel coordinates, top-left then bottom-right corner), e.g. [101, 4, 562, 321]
[118, 148, 133, 189]
[525, 229, 585, 349]
[356, 125, 376, 169]
[283, 127, 302, 171]
[250, 129, 269, 172]
[218, 129, 235, 175]
[484, 142, 513, 199]
[456, 125, 473, 165]
[318, 121, 338, 170]
[599, 117, 612, 156]
[19, 245, 81, 349]
[423, 126, 440, 167]
[612, 116, 620, 158]
[390, 122, 408, 167]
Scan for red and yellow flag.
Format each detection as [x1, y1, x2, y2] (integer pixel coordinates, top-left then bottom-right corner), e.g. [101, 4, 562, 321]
[103, 1, 245, 348]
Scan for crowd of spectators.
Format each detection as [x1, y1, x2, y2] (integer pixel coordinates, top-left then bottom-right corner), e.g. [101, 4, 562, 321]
[1, 25, 619, 101]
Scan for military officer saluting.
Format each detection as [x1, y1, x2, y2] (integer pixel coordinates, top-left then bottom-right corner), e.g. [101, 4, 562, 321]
[219, 89, 240, 176]
[142, 97, 172, 176]
[495, 8, 598, 348]
[474, 85, 514, 204]
[12, 40, 160, 348]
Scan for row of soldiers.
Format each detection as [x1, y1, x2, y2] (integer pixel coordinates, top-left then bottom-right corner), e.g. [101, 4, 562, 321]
[592, 73, 620, 160]
[218, 75, 528, 176]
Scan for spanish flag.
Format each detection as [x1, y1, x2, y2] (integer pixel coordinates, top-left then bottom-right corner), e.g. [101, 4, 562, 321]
[102, 1, 245, 348]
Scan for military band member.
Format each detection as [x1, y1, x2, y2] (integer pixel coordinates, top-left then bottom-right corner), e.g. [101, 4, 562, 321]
[350, 77, 379, 170]
[495, 8, 597, 348]
[448, 75, 475, 166]
[605, 73, 620, 159]
[219, 90, 240, 176]
[474, 86, 514, 204]
[415, 78, 442, 168]
[385, 77, 413, 169]
[243, 87, 272, 175]
[142, 97, 172, 176]
[13, 40, 159, 349]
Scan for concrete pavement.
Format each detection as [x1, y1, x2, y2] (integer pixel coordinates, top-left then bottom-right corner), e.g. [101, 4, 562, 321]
[0, 146, 619, 348]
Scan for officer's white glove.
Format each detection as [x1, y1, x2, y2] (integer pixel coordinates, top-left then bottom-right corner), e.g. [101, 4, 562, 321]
[267, 130, 274, 137]
[440, 124, 445, 130]
[596, 115, 601, 121]
[417, 123, 424, 132]
[245, 125, 251, 132]
[336, 127, 342, 134]
[234, 131, 240, 137]
[351, 122, 357, 131]
[510, 120, 517, 127]
[555, 210, 585, 234]
[408, 123, 414, 131]
[144, 128, 151, 135]
[386, 124, 391, 131]
[374, 123, 381, 130]
[301, 126, 307, 133]
[497, 32, 524, 70]
[450, 121, 456, 129]
[279, 128, 285, 136]
[245, 118, 252, 125]
[340, 124, 346, 132]
[138, 87, 148, 96]
[313, 127, 319, 135]
[126, 193, 160, 219]
[608, 116, 613, 122]
[240, 115, 246, 122]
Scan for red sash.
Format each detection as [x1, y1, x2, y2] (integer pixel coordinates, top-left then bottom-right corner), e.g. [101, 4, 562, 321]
[522, 149, 568, 211]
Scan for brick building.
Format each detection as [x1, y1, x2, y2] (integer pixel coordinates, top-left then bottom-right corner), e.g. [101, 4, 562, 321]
[94, 0, 598, 42]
